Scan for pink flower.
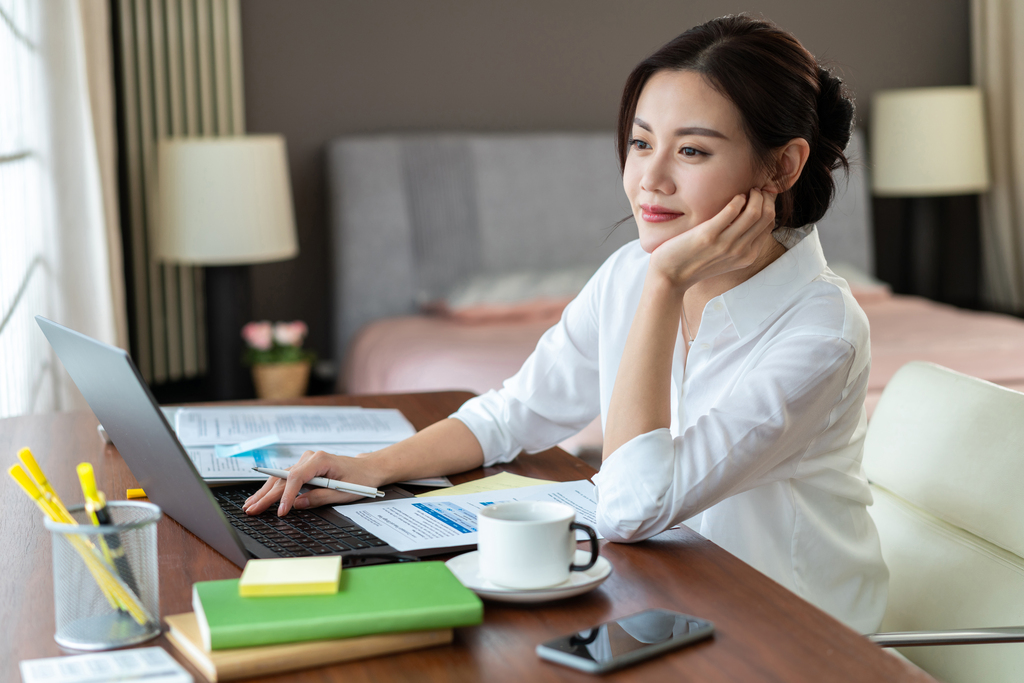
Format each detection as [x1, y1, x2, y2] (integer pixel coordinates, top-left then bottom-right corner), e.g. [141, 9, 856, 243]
[273, 321, 308, 348]
[241, 321, 273, 350]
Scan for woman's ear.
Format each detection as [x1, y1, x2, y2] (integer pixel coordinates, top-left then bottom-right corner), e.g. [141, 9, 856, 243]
[765, 138, 811, 193]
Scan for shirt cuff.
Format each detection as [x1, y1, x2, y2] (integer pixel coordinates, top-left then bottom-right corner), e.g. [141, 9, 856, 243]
[592, 428, 675, 542]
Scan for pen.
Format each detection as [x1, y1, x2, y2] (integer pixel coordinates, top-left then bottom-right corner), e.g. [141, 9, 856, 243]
[19, 448, 72, 520]
[251, 467, 385, 499]
[77, 462, 141, 595]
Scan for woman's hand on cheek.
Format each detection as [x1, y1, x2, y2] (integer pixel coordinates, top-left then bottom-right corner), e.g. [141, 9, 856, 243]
[650, 188, 777, 290]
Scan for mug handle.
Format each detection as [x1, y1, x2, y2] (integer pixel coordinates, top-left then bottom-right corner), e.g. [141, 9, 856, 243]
[569, 522, 600, 572]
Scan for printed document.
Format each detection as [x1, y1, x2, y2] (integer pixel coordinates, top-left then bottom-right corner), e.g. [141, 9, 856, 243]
[174, 406, 415, 446]
[19, 647, 192, 683]
[188, 443, 396, 481]
[416, 471, 554, 497]
[338, 479, 601, 552]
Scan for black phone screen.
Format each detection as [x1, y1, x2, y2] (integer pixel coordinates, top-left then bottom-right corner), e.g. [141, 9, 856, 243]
[538, 608, 714, 671]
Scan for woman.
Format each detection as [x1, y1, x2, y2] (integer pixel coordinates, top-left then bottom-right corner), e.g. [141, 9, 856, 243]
[245, 15, 888, 633]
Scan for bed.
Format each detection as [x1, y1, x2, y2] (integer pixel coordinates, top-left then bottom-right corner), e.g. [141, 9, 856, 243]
[327, 131, 1024, 453]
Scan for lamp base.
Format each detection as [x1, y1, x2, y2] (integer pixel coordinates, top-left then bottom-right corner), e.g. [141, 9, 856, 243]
[204, 264, 253, 400]
[873, 194, 981, 309]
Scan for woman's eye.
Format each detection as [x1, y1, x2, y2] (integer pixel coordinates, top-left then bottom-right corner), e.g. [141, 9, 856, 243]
[680, 146, 704, 157]
[628, 138, 651, 151]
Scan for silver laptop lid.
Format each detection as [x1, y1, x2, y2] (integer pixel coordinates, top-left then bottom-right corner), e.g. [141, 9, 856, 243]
[36, 316, 249, 567]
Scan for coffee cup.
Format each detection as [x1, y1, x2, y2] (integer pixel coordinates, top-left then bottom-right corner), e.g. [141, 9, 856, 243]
[477, 501, 599, 590]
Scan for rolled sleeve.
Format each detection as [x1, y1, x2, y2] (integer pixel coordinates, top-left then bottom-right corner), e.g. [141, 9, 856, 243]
[593, 335, 857, 544]
[592, 428, 674, 541]
[448, 256, 615, 467]
[450, 390, 522, 467]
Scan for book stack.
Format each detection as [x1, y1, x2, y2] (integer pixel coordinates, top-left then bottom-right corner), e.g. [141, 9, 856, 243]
[164, 559, 483, 681]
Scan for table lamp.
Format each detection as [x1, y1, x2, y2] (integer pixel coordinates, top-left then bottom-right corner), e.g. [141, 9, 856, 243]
[870, 86, 990, 304]
[157, 135, 298, 399]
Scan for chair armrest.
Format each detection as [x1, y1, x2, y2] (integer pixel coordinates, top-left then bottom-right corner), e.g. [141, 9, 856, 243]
[868, 627, 1024, 647]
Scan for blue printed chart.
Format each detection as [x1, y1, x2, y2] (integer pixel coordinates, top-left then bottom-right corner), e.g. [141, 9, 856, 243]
[340, 480, 600, 552]
[411, 502, 479, 534]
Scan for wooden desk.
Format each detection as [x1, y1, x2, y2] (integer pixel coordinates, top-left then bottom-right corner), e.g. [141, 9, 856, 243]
[0, 392, 934, 682]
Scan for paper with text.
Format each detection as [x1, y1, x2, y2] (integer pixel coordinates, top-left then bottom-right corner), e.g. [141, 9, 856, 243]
[174, 406, 415, 447]
[19, 647, 192, 683]
[187, 443, 396, 481]
[338, 479, 601, 552]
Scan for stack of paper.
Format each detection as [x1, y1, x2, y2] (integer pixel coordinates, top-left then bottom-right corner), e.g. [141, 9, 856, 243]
[165, 406, 448, 487]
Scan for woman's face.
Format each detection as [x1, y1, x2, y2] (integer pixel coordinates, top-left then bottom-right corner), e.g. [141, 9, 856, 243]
[623, 69, 763, 254]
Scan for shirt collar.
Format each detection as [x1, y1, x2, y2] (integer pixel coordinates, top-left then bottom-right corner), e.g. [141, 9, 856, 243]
[720, 225, 827, 339]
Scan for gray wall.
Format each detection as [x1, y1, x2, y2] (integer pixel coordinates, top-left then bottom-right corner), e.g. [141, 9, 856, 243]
[240, 0, 971, 364]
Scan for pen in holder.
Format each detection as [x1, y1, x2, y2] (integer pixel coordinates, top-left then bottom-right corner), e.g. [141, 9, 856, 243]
[43, 501, 162, 650]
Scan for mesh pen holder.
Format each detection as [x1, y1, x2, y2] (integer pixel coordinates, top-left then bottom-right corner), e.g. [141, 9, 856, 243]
[43, 501, 162, 650]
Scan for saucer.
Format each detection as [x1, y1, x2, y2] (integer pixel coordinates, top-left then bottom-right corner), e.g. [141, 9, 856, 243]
[446, 550, 612, 603]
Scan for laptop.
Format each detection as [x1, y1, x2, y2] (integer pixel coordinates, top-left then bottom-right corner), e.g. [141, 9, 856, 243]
[36, 316, 461, 568]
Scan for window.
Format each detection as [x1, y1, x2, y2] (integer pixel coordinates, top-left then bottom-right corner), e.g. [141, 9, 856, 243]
[0, 0, 58, 418]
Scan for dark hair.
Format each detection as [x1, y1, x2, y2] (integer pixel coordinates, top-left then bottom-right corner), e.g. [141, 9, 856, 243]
[616, 15, 854, 228]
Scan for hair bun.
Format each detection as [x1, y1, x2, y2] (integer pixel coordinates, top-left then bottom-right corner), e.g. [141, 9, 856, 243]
[815, 67, 855, 159]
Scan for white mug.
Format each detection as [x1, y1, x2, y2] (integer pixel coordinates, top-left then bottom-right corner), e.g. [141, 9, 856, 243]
[477, 501, 599, 590]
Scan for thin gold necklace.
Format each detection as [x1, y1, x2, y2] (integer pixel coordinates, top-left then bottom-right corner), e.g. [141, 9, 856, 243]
[682, 306, 695, 346]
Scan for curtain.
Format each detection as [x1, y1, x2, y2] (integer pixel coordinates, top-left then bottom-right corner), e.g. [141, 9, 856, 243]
[972, 0, 1024, 312]
[0, 0, 126, 417]
[113, 0, 246, 386]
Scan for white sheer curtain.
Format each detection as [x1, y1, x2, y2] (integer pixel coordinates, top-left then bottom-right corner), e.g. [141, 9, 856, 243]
[0, 0, 126, 418]
[972, 0, 1024, 312]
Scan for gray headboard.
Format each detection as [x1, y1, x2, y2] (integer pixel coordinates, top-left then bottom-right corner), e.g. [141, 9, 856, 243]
[327, 130, 873, 367]
[327, 133, 634, 366]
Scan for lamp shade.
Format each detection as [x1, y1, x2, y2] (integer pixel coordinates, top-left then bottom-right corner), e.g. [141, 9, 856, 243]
[156, 135, 298, 264]
[871, 86, 990, 196]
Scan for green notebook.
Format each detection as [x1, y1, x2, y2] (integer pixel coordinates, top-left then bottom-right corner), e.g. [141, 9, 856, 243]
[193, 561, 483, 651]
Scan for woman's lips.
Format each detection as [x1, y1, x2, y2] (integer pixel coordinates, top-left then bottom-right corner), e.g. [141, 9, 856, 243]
[640, 204, 684, 223]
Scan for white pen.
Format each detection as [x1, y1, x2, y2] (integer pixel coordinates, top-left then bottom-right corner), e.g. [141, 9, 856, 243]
[251, 467, 385, 499]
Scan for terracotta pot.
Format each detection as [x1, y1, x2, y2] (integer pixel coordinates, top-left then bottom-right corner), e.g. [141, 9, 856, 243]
[251, 361, 311, 399]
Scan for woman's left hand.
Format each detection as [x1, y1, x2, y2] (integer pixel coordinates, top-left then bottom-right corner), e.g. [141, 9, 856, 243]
[649, 188, 777, 291]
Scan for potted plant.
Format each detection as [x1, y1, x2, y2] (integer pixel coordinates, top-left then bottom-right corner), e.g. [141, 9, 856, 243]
[241, 320, 316, 399]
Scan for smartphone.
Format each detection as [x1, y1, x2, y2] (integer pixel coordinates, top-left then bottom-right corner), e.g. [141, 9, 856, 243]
[535, 608, 714, 674]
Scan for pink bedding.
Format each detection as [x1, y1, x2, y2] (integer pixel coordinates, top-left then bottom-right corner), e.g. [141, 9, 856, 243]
[342, 311, 603, 453]
[861, 296, 1024, 414]
[345, 292, 1024, 450]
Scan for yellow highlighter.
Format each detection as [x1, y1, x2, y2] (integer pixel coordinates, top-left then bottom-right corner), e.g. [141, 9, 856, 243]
[18, 448, 73, 522]
[77, 463, 141, 595]
[9, 461, 153, 626]
[8, 464, 123, 613]
[9, 464, 66, 523]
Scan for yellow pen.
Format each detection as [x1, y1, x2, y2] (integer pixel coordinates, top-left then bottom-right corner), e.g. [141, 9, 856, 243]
[76, 463, 116, 564]
[8, 465, 122, 612]
[77, 463, 141, 595]
[9, 463, 152, 625]
[9, 464, 65, 523]
[19, 448, 72, 521]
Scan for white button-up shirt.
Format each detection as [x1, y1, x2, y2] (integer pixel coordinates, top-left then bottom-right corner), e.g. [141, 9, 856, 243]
[452, 226, 888, 633]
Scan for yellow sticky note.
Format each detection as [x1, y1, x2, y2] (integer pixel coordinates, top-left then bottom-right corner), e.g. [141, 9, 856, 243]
[126, 488, 147, 499]
[416, 471, 555, 497]
[239, 556, 342, 597]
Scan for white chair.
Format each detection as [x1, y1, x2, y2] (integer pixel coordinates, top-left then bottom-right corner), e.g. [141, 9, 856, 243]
[862, 361, 1024, 682]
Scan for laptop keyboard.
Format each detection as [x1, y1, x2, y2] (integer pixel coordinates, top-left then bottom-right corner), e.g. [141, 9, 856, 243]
[214, 488, 389, 557]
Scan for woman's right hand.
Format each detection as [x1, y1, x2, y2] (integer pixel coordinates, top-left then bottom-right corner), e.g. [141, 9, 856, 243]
[648, 188, 777, 291]
[243, 449, 386, 517]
